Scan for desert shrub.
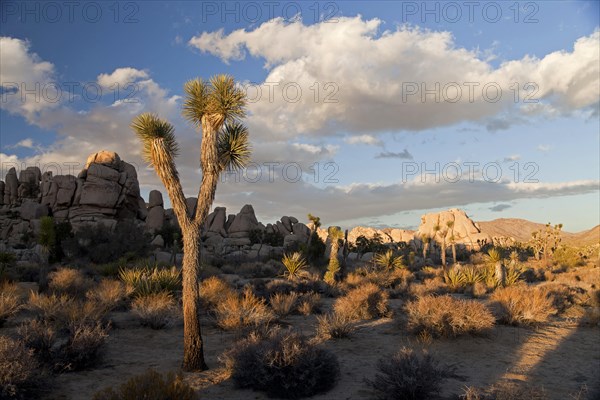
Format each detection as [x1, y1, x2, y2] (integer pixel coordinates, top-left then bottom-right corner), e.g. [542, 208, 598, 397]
[410, 277, 449, 298]
[552, 246, 586, 269]
[49, 267, 94, 298]
[305, 231, 326, 261]
[0, 336, 42, 399]
[28, 292, 75, 322]
[366, 347, 456, 400]
[270, 292, 298, 317]
[539, 283, 587, 314]
[93, 369, 197, 400]
[490, 285, 555, 326]
[17, 319, 56, 362]
[28, 292, 108, 328]
[348, 267, 411, 290]
[86, 279, 129, 310]
[406, 295, 495, 338]
[316, 313, 355, 339]
[0, 283, 22, 327]
[62, 220, 150, 264]
[54, 322, 109, 371]
[215, 287, 274, 330]
[119, 265, 181, 297]
[222, 329, 340, 398]
[281, 252, 307, 280]
[297, 292, 322, 315]
[131, 292, 178, 329]
[200, 276, 235, 308]
[334, 282, 390, 320]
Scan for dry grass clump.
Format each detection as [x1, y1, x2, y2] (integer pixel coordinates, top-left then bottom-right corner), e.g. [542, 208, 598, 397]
[18, 319, 57, 363]
[49, 267, 94, 298]
[489, 285, 555, 326]
[461, 382, 549, 399]
[366, 347, 457, 400]
[86, 279, 129, 311]
[334, 282, 390, 320]
[93, 369, 197, 400]
[410, 277, 449, 298]
[0, 335, 42, 399]
[316, 313, 355, 339]
[200, 276, 235, 308]
[131, 292, 179, 329]
[297, 292, 322, 316]
[582, 289, 600, 326]
[270, 292, 298, 318]
[222, 328, 340, 398]
[406, 295, 495, 338]
[215, 287, 274, 330]
[0, 283, 22, 327]
[28, 292, 75, 322]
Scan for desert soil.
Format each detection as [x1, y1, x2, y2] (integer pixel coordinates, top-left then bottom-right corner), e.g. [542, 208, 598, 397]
[42, 298, 600, 400]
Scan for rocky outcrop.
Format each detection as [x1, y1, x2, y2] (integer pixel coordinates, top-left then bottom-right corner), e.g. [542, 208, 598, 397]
[0, 150, 147, 249]
[415, 208, 491, 250]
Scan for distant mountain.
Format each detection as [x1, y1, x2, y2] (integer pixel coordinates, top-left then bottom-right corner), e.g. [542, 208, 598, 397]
[477, 218, 600, 246]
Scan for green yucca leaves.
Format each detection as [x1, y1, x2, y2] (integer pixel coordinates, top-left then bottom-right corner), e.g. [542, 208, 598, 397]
[119, 265, 181, 297]
[282, 252, 307, 280]
[374, 250, 406, 270]
[130, 113, 179, 164]
[218, 121, 251, 172]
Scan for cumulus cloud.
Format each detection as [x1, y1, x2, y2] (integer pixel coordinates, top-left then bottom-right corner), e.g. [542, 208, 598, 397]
[189, 18, 599, 139]
[97, 68, 150, 89]
[503, 155, 521, 162]
[537, 144, 551, 152]
[0, 37, 57, 120]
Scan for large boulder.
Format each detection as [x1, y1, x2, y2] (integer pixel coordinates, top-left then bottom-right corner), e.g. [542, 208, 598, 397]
[415, 208, 492, 250]
[4, 168, 19, 205]
[84, 150, 121, 170]
[228, 205, 260, 238]
[208, 207, 227, 236]
[17, 166, 41, 199]
[146, 206, 165, 232]
[148, 190, 163, 208]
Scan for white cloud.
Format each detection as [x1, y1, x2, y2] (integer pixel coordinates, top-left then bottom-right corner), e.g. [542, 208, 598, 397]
[0, 37, 57, 120]
[344, 134, 383, 146]
[97, 68, 149, 89]
[537, 144, 551, 152]
[189, 19, 599, 139]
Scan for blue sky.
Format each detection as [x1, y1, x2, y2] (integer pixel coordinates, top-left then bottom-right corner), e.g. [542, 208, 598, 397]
[1, 1, 599, 231]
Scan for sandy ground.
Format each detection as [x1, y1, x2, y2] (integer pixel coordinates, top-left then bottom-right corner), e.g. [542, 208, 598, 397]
[42, 298, 600, 400]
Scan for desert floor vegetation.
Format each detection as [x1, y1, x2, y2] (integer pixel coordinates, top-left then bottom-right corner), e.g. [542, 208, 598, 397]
[0, 249, 598, 400]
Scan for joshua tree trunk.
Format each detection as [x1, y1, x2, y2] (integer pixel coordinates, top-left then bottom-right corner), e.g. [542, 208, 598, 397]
[181, 225, 208, 371]
[340, 229, 349, 279]
[441, 240, 447, 269]
[495, 261, 506, 287]
[422, 242, 428, 260]
[451, 243, 457, 265]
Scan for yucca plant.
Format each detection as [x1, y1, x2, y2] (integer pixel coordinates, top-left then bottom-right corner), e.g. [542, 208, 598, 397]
[444, 268, 466, 291]
[374, 250, 406, 270]
[505, 267, 524, 287]
[486, 248, 506, 287]
[281, 252, 307, 281]
[131, 74, 249, 370]
[461, 266, 484, 286]
[119, 266, 181, 297]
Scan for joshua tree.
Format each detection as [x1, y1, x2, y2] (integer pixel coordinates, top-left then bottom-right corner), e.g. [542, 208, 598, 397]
[433, 221, 449, 269]
[486, 248, 506, 287]
[374, 249, 405, 270]
[530, 223, 563, 263]
[306, 213, 321, 261]
[421, 234, 430, 260]
[131, 75, 249, 371]
[325, 226, 344, 283]
[446, 220, 457, 265]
